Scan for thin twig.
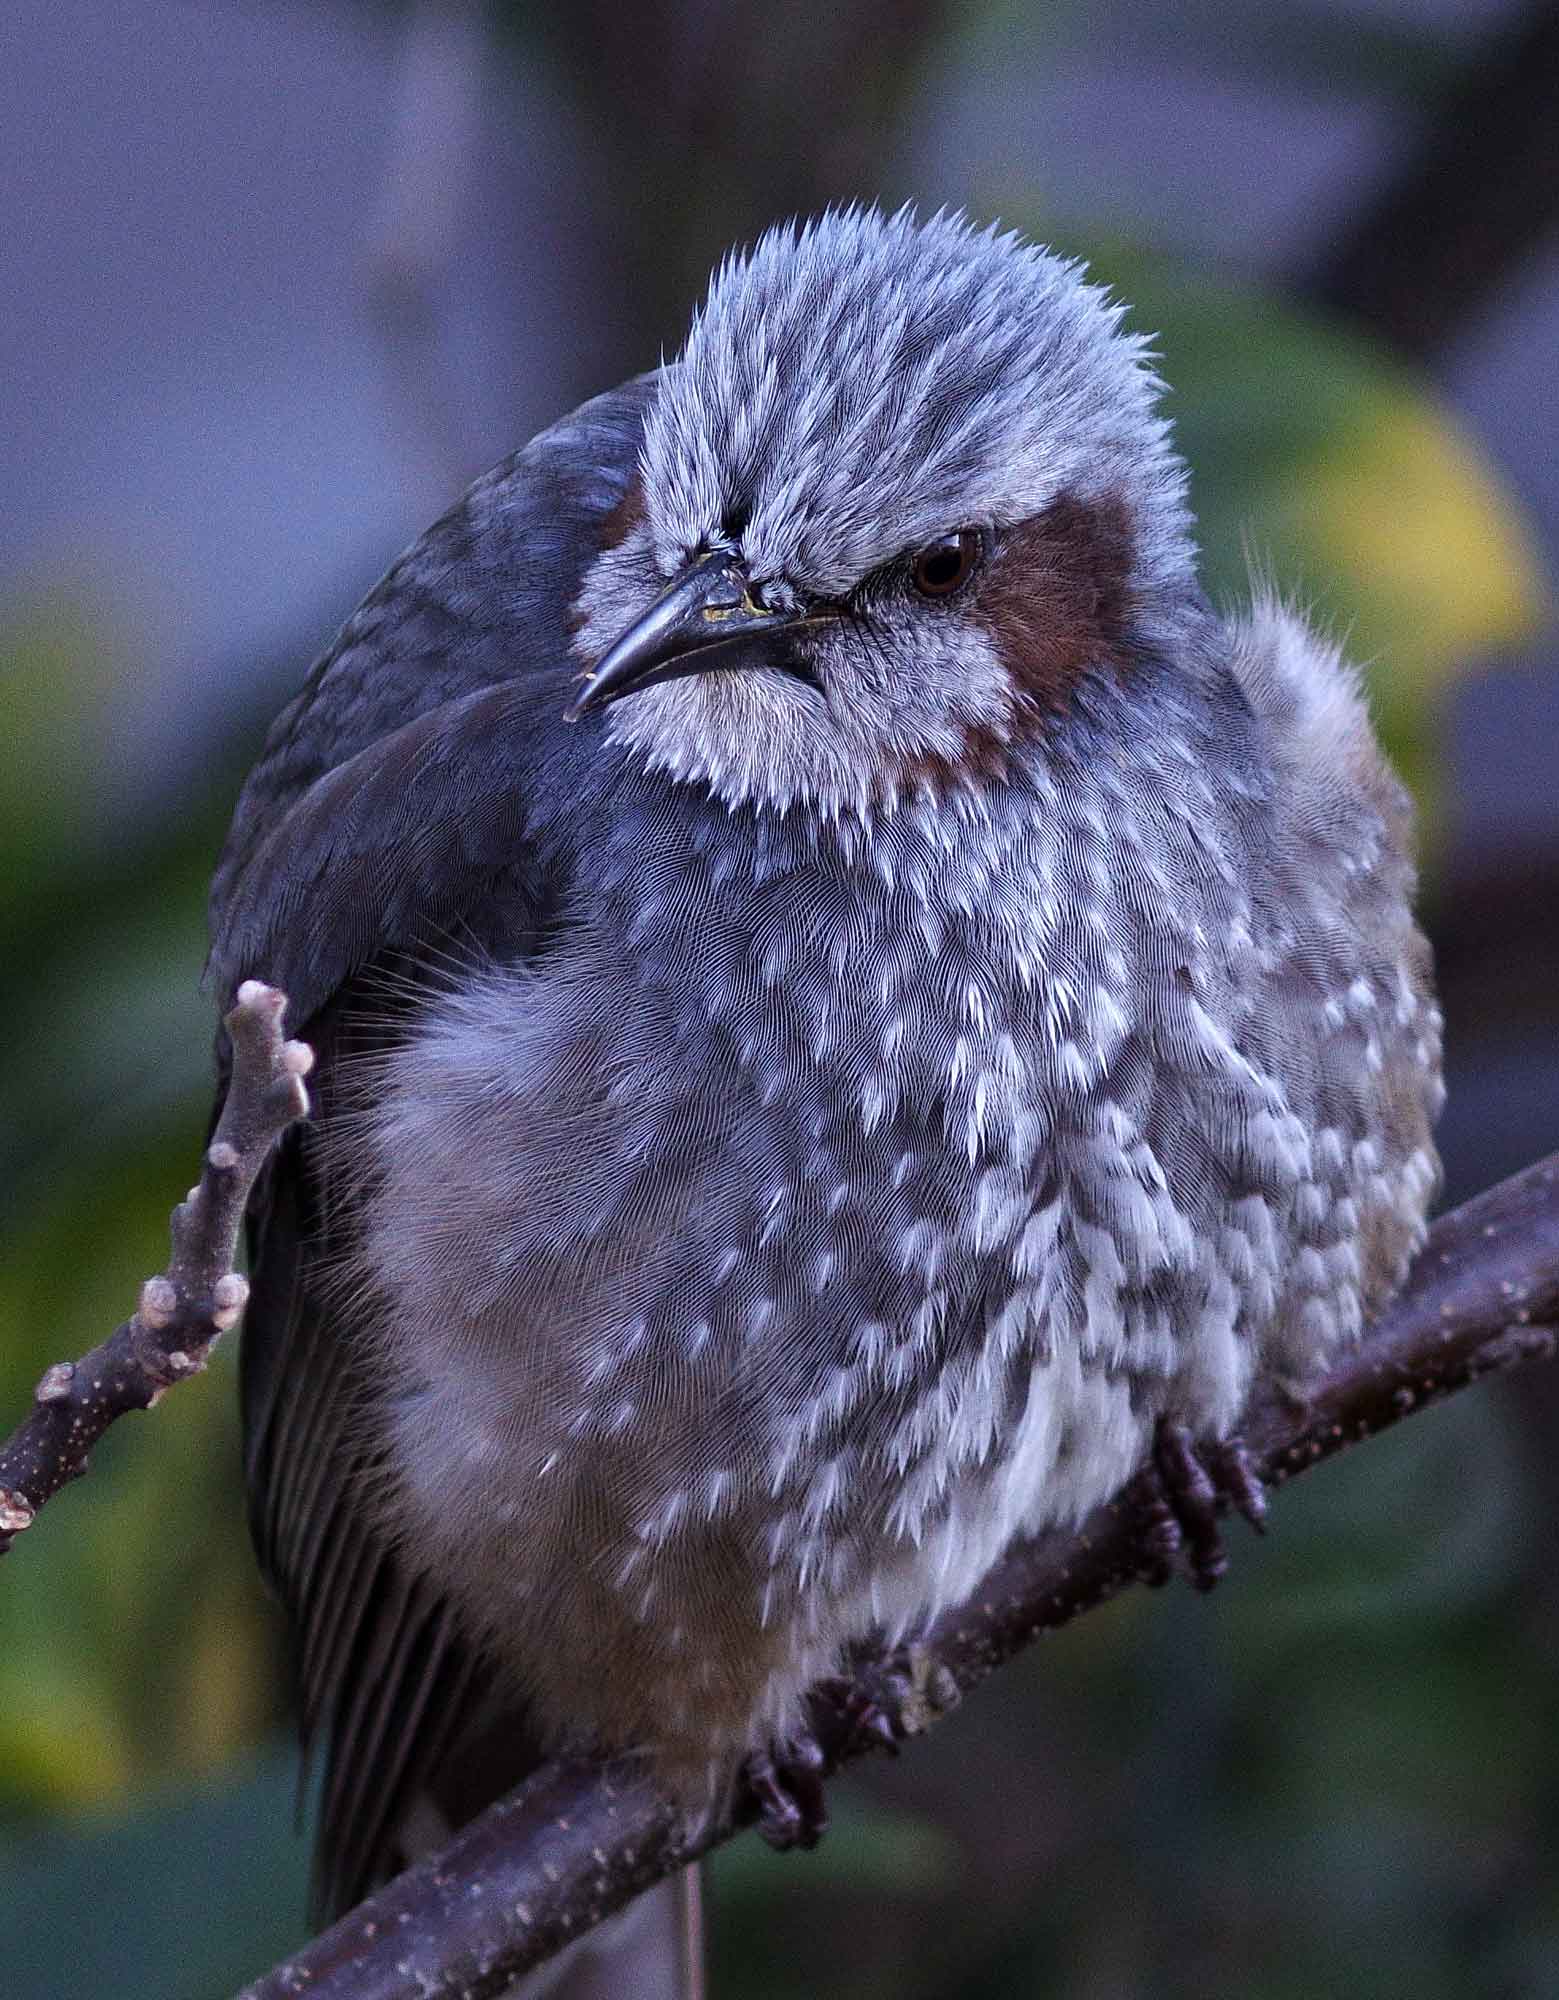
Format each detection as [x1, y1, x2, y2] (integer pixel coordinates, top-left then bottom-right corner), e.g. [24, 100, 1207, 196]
[236, 1151, 1559, 2000]
[0, 982, 312, 1556]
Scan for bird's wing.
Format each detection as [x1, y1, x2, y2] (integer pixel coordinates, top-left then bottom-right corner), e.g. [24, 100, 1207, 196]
[209, 373, 657, 1918]
[211, 374, 658, 950]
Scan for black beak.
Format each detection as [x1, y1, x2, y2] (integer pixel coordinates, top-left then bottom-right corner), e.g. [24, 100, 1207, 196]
[569, 549, 829, 718]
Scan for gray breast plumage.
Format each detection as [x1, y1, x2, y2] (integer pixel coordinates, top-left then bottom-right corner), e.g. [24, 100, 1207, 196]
[337, 624, 1438, 1787]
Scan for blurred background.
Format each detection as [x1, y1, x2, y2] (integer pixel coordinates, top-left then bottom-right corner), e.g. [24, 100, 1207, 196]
[2, 1, 1558, 1994]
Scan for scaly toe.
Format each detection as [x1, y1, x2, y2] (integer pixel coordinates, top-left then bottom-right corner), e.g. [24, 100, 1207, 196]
[745, 1732, 828, 1851]
[817, 1641, 961, 1753]
[1146, 1417, 1269, 1592]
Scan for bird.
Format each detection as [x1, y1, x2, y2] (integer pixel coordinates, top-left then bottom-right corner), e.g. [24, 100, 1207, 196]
[209, 206, 1443, 1991]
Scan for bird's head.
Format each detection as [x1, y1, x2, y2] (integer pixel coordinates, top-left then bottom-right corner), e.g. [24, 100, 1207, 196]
[570, 206, 1200, 816]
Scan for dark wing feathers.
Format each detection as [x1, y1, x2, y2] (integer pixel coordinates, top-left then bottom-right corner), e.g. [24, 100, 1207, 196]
[214, 374, 656, 1917]
[211, 374, 657, 928]
[213, 680, 542, 1018]
[320, 1586, 481, 1915]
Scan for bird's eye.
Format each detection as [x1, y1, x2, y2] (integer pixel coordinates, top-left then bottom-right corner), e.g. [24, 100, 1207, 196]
[910, 530, 982, 599]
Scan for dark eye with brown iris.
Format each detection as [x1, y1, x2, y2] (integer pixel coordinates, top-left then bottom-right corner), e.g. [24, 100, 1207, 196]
[910, 529, 982, 598]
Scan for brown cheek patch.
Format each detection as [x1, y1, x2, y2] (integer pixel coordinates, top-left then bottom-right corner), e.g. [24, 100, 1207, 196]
[566, 473, 649, 640]
[974, 491, 1138, 719]
[598, 472, 647, 551]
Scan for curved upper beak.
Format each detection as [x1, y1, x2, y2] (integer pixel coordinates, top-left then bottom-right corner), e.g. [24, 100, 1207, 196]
[569, 550, 827, 718]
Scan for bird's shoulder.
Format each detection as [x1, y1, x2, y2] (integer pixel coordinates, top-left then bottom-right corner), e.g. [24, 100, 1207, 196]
[207, 372, 659, 1025]
[1223, 592, 1416, 873]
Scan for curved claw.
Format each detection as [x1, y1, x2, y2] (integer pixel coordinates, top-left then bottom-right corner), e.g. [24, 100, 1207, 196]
[812, 1643, 961, 1757]
[1141, 1419, 1270, 1592]
[1209, 1436, 1269, 1533]
[745, 1734, 828, 1851]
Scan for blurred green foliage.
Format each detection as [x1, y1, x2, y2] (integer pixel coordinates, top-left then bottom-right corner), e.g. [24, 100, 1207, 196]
[0, 598, 299, 1982]
[1, 21, 1554, 1995]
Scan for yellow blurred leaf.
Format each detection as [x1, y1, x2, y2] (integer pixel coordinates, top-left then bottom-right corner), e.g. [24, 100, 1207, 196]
[1053, 238, 1553, 841]
[1262, 385, 1549, 820]
[178, 1557, 278, 1774]
[1277, 388, 1548, 695]
[0, 1671, 134, 1810]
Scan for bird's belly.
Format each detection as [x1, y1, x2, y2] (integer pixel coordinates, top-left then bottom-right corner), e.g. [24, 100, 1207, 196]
[355, 907, 1318, 1772]
[356, 948, 1067, 1762]
[373, 1212, 1160, 1785]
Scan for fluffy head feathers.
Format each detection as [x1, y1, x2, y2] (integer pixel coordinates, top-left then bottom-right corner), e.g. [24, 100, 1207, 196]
[575, 207, 1206, 815]
[639, 206, 1194, 601]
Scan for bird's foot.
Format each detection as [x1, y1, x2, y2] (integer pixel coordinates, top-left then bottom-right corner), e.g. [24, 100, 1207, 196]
[744, 1733, 829, 1852]
[743, 1643, 961, 1851]
[814, 1641, 962, 1759]
[1134, 1419, 1268, 1592]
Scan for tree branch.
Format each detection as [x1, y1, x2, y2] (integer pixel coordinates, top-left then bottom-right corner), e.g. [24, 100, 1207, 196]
[0, 981, 311, 1556]
[237, 1151, 1559, 2000]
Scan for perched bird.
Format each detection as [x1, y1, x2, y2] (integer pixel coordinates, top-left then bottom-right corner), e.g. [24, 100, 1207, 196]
[210, 207, 1442, 1984]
